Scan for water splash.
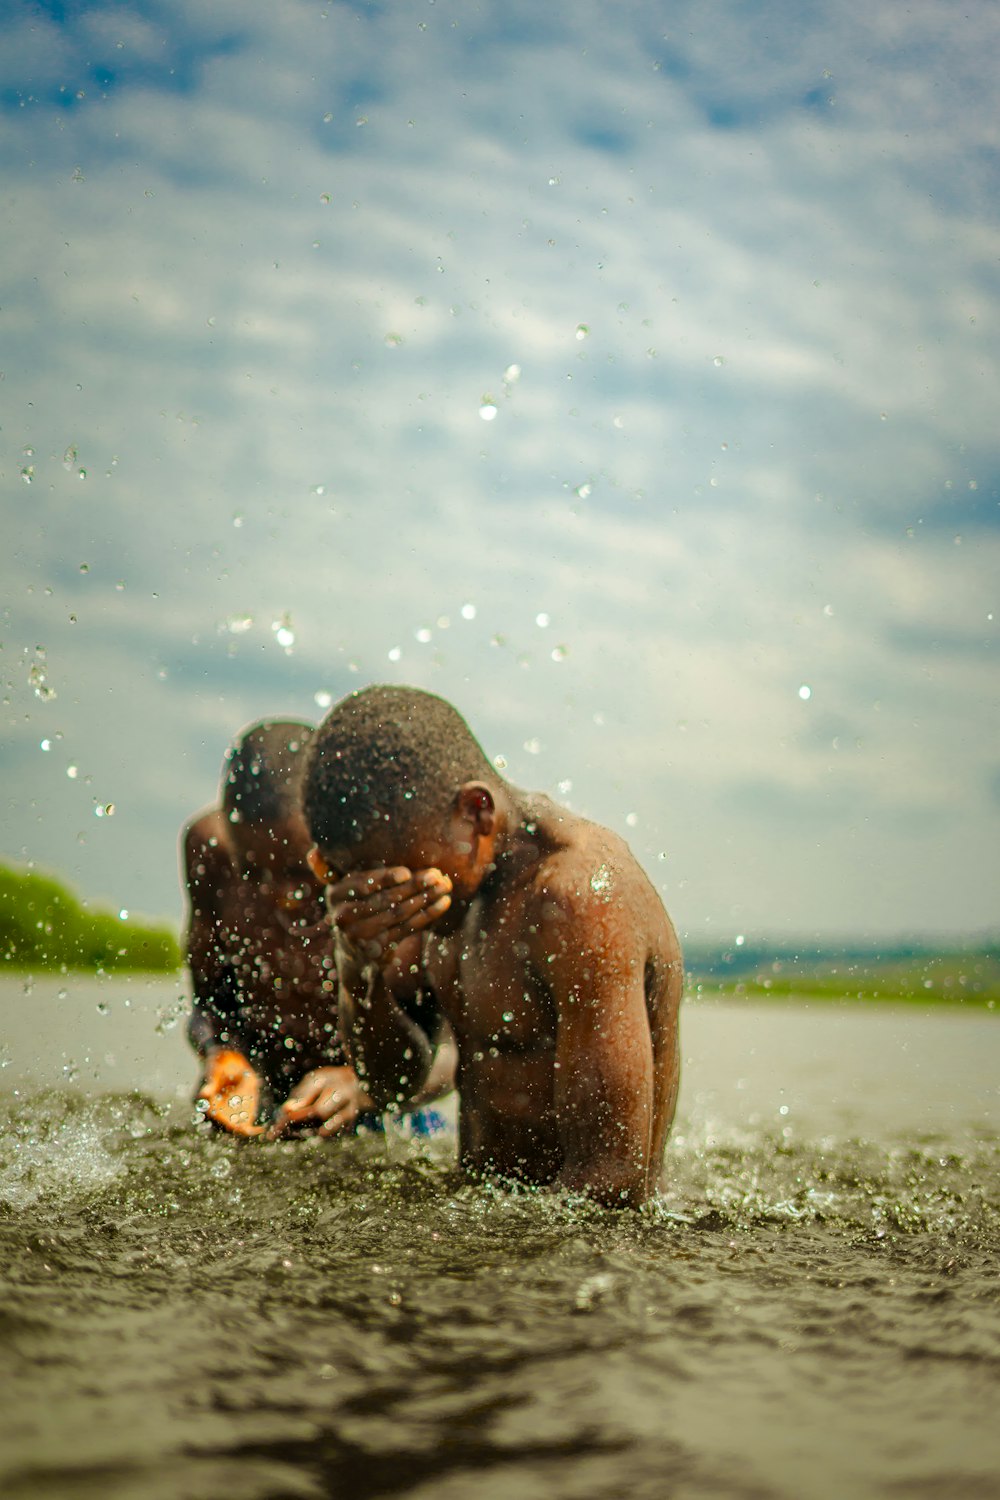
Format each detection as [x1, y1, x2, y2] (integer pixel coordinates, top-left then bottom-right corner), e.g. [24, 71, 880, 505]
[28, 648, 56, 702]
[271, 614, 295, 652]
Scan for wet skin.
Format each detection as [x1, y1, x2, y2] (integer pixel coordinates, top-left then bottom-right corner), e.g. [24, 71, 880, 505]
[316, 784, 682, 1207]
[182, 808, 372, 1136]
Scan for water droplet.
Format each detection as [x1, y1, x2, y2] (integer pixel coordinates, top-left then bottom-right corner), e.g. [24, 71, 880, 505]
[388, 646, 402, 662]
[493, 753, 508, 770]
[21, 466, 34, 484]
[384, 331, 403, 347]
[550, 645, 567, 662]
[625, 812, 638, 827]
[535, 612, 550, 628]
[713, 355, 725, 367]
[479, 398, 498, 420]
[798, 684, 812, 700]
[575, 323, 589, 340]
[501, 1010, 514, 1024]
[415, 627, 432, 643]
[28, 655, 56, 701]
[79, 563, 89, 573]
[96, 1001, 108, 1015]
[320, 192, 331, 205]
[355, 115, 368, 127]
[118, 909, 129, 921]
[503, 363, 521, 383]
[573, 482, 592, 499]
[57, 988, 68, 1000]
[63, 445, 77, 470]
[314, 689, 332, 709]
[524, 737, 541, 755]
[271, 613, 295, 651]
[461, 603, 476, 621]
[225, 614, 253, 635]
[233, 513, 245, 528]
[40, 738, 52, 751]
[590, 864, 612, 895]
[67, 764, 79, 779]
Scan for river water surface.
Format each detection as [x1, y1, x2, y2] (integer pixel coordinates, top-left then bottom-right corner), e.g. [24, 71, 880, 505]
[1, 975, 998, 1500]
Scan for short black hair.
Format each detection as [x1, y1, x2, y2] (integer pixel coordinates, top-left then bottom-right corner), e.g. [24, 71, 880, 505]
[303, 686, 498, 854]
[221, 720, 314, 826]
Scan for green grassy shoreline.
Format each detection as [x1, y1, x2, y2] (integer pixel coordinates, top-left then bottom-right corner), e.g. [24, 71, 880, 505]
[688, 982, 998, 1010]
[1, 862, 180, 974]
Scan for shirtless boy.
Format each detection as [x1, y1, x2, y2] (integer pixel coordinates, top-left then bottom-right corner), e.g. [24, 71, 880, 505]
[302, 686, 682, 1207]
[183, 720, 455, 1139]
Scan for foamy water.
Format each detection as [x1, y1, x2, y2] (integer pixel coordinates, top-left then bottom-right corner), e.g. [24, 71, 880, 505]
[1, 978, 998, 1500]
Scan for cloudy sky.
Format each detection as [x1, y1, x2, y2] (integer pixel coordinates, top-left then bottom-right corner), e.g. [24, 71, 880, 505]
[3, 0, 998, 946]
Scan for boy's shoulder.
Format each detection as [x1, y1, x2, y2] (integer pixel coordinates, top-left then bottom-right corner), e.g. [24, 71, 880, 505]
[182, 807, 234, 874]
[521, 804, 662, 930]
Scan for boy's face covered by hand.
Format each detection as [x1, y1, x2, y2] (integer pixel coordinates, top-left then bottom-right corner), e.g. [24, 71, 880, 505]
[308, 784, 499, 962]
[311, 857, 453, 965]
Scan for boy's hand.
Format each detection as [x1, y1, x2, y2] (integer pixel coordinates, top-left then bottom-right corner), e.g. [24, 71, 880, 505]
[197, 1048, 264, 1137]
[326, 867, 452, 965]
[268, 1066, 372, 1139]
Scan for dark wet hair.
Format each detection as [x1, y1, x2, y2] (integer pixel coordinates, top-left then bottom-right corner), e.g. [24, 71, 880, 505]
[221, 720, 314, 826]
[303, 686, 498, 854]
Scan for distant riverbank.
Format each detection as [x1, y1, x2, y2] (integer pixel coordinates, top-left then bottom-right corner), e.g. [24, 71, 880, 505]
[1, 863, 179, 973]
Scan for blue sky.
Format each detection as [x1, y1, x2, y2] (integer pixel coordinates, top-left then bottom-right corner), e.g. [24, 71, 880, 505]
[2, 0, 998, 943]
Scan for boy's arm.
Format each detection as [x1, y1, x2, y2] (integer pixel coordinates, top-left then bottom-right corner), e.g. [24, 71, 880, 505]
[537, 884, 657, 1209]
[183, 817, 240, 1054]
[327, 869, 453, 1110]
[336, 941, 440, 1110]
[182, 817, 263, 1136]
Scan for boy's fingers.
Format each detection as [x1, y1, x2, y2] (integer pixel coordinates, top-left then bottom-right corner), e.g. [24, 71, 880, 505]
[204, 1095, 264, 1137]
[326, 867, 412, 901]
[329, 877, 451, 929]
[317, 1104, 357, 1138]
[337, 892, 451, 960]
[336, 887, 449, 938]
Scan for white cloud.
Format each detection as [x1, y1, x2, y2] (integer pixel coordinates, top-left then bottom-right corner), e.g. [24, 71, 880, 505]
[2, 0, 997, 941]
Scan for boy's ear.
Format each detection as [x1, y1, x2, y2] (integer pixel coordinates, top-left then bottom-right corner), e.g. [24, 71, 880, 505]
[307, 846, 329, 881]
[455, 781, 496, 834]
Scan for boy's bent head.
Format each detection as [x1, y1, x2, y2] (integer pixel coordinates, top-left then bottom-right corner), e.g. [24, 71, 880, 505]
[222, 720, 313, 827]
[303, 686, 499, 871]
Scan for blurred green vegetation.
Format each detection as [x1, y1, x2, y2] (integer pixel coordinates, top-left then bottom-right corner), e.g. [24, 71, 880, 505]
[686, 944, 1000, 1009]
[1, 863, 180, 973]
